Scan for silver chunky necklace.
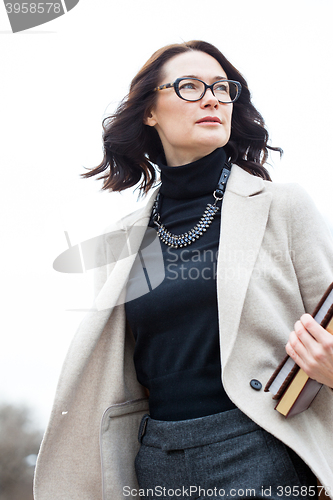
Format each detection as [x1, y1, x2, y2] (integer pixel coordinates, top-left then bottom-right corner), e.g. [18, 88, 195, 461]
[152, 162, 232, 249]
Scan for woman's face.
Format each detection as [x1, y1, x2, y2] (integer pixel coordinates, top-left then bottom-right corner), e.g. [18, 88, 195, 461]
[145, 51, 233, 166]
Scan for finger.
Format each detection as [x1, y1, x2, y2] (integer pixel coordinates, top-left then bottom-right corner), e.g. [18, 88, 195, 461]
[293, 319, 318, 352]
[299, 314, 333, 354]
[299, 314, 329, 342]
[287, 329, 309, 363]
[285, 339, 305, 370]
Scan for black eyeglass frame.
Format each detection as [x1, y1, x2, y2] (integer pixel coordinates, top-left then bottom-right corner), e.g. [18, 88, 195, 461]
[154, 77, 242, 104]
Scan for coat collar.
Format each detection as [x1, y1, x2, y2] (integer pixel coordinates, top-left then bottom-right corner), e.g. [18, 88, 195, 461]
[119, 164, 266, 228]
[226, 164, 265, 197]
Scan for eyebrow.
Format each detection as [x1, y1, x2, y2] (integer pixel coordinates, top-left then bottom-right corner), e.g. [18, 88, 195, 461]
[180, 75, 228, 80]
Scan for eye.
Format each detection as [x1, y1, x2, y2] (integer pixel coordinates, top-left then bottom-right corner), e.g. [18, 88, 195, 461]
[179, 81, 200, 91]
[214, 82, 229, 93]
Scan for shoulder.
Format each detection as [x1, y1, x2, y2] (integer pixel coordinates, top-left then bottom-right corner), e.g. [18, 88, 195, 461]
[95, 189, 158, 265]
[95, 189, 158, 246]
[263, 179, 314, 215]
[230, 166, 329, 233]
[263, 179, 326, 226]
[263, 178, 311, 200]
[262, 179, 332, 246]
[112, 189, 158, 231]
[230, 164, 309, 197]
[228, 165, 314, 213]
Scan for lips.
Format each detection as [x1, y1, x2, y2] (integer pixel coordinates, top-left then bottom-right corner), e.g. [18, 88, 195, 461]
[196, 116, 222, 124]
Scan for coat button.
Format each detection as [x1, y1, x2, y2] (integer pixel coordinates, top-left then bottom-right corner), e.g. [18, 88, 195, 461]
[250, 379, 262, 391]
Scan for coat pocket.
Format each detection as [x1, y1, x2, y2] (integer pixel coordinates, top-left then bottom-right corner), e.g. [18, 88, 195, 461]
[100, 398, 149, 500]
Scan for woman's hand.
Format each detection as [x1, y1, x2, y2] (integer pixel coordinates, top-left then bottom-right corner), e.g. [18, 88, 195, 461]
[285, 313, 333, 388]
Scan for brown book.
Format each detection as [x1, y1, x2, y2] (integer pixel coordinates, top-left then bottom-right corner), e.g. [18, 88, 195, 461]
[265, 282, 333, 417]
[274, 372, 324, 417]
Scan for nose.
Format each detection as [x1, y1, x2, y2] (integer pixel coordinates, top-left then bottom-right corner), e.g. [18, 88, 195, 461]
[200, 88, 219, 108]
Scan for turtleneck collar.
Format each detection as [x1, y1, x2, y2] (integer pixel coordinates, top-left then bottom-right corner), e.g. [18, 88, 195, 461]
[156, 147, 227, 200]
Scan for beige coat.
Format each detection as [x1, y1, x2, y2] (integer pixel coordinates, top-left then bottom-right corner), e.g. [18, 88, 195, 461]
[34, 165, 333, 500]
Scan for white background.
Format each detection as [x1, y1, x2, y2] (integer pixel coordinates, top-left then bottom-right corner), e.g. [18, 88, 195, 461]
[0, 0, 332, 429]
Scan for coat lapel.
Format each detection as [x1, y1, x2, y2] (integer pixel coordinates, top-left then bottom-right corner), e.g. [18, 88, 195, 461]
[95, 190, 158, 311]
[217, 166, 273, 364]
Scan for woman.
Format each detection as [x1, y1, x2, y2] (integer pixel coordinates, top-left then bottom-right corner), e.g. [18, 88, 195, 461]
[34, 41, 333, 500]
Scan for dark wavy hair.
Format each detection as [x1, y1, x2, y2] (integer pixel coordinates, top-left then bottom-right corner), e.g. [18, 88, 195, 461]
[82, 40, 282, 193]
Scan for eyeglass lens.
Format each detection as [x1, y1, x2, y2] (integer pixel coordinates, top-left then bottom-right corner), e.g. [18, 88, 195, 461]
[178, 79, 238, 102]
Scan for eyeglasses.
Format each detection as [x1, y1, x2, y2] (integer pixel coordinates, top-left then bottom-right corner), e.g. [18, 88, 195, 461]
[154, 77, 242, 103]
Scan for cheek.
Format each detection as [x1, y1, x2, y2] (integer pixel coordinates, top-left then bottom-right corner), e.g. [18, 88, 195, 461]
[224, 106, 233, 126]
[159, 107, 191, 134]
[222, 110, 233, 144]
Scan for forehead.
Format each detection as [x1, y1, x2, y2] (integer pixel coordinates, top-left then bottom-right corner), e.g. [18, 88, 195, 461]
[161, 51, 227, 81]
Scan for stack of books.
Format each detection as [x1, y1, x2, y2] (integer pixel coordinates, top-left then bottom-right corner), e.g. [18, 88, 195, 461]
[265, 283, 333, 418]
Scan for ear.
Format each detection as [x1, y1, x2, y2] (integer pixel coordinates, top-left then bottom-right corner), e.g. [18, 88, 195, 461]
[143, 109, 158, 127]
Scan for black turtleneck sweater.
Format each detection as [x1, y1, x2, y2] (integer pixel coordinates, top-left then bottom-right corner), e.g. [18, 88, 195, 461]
[125, 147, 237, 421]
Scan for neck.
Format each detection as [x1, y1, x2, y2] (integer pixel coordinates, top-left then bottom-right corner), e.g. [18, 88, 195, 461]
[163, 146, 220, 167]
[157, 147, 227, 200]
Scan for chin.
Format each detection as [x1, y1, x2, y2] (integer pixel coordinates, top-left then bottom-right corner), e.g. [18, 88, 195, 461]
[197, 138, 228, 154]
[198, 131, 229, 148]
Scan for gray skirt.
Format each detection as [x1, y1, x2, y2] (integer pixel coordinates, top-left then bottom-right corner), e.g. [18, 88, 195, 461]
[135, 408, 317, 500]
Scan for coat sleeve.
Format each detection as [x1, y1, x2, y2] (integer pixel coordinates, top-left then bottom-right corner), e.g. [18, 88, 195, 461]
[287, 183, 333, 314]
